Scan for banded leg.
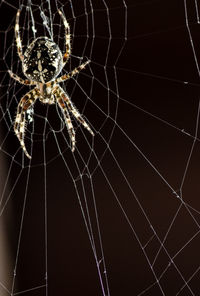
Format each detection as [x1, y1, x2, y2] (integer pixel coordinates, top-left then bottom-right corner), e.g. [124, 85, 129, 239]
[15, 10, 24, 62]
[55, 89, 76, 152]
[58, 10, 71, 64]
[58, 86, 94, 136]
[55, 60, 90, 83]
[8, 70, 36, 85]
[14, 89, 38, 159]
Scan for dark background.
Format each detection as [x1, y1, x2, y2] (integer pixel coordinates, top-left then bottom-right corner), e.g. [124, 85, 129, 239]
[1, 0, 200, 295]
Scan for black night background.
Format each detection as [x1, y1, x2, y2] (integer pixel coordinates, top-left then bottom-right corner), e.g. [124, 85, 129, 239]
[1, 0, 200, 295]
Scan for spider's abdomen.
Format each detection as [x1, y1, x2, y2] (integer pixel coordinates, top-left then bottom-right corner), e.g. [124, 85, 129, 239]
[23, 37, 63, 83]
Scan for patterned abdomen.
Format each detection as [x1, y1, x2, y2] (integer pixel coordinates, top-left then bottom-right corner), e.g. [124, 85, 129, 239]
[23, 37, 63, 83]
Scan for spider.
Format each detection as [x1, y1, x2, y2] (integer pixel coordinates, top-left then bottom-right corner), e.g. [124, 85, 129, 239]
[8, 9, 94, 159]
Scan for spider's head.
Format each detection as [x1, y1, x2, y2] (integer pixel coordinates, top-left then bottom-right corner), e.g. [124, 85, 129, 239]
[23, 37, 63, 83]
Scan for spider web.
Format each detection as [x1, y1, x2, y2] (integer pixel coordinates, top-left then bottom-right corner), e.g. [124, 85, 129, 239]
[0, 0, 200, 295]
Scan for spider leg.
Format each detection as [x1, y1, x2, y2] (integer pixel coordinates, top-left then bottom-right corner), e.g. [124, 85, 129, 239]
[55, 60, 90, 83]
[15, 10, 24, 62]
[58, 86, 94, 136]
[8, 70, 36, 85]
[55, 88, 76, 152]
[14, 88, 38, 159]
[58, 10, 71, 64]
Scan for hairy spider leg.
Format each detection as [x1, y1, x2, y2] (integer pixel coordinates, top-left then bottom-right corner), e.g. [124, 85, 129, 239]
[58, 86, 94, 136]
[8, 70, 36, 85]
[15, 10, 24, 62]
[55, 60, 90, 83]
[14, 88, 38, 159]
[55, 88, 76, 151]
[58, 10, 71, 64]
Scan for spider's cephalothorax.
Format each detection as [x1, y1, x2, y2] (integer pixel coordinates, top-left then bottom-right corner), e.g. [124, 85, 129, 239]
[8, 9, 94, 159]
[23, 37, 63, 83]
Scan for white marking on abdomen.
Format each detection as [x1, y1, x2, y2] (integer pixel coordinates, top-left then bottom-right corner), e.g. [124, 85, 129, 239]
[37, 51, 41, 59]
[40, 74, 45, 83]
[38, 60, 43, 72]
